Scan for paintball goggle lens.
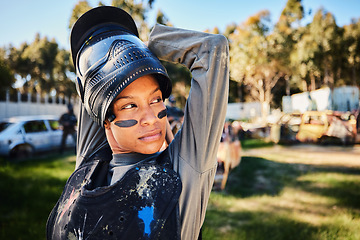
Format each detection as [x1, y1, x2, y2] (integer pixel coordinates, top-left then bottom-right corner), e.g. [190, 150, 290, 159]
[77, 31, 146, 77]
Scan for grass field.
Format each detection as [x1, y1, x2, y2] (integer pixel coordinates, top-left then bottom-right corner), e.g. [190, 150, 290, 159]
[202, 144, 360, 240]
[1, 143, 360, 239]
[0, 152, 76, 240]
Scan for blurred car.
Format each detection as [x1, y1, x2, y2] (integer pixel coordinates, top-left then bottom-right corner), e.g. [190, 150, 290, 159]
[0, 115, 76, 159]
[296, 111, 356, 145]
[270, 112, 302, 144]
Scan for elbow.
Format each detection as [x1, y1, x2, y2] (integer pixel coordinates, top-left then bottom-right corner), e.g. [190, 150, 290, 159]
[215, 34, 228, 47]
[210, 34, 229, 58]
[212, 34, 229, 49]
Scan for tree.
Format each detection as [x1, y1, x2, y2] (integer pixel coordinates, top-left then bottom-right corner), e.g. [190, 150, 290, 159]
[112, 0, 155, 40]
[290, 24, 319, 91]
[343, 18, 360, 86]
[20, 35, 59, 95]
[3, 33, 77, 98]
[223, 23, 237, 38]
[311, 9, 343, 89]
[274, 0, 304, 95]
[229, 10, 282, 121]
[112, 0, 149, 21]
[6, 43, 32, 89]
[278, 0, 304, 30]
[54, 49, 76, 98]
[291, 8, 344, 91]
[69, 1, 92, 29]
[155, 9, 170, 26]
[0, 57, 15, 98]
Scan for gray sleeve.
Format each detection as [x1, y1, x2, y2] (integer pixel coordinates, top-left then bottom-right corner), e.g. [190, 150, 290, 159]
[148, 24, 229, 239]
[75, 103, 109, 169]
[148, 24, 229, 172]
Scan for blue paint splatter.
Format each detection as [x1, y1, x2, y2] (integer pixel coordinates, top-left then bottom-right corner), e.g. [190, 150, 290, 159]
[138, 206, 154, 236]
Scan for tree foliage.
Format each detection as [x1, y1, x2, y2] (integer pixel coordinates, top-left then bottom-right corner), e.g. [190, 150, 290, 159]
[227, 0, 360, 114]
[343, 18, 360, 85]
[291, 9, 344, 91]
[1, 0, 360, 113]
[0, 58, 15, 98]
[230, 10, 282, 118]
[69, 1, 92, 29]
[2, 34, 75, 98]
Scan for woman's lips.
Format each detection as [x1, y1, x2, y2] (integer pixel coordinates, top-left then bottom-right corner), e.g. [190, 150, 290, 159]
[139, 130, 162, 142]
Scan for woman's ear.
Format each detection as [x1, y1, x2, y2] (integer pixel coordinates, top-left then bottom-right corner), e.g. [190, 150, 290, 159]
[104, 119, 111, 129]
[104, 121, 120, 153]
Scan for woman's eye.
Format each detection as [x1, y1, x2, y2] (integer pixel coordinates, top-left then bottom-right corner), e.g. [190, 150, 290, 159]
[123, 103, 136, 109]
[151, 98, 162, 104]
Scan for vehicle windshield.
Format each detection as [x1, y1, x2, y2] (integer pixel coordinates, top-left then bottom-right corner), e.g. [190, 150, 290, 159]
[0, 122, 13, 132]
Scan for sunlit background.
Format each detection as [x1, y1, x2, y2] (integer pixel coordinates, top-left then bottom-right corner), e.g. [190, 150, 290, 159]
[1, 0, 359, 49]
[1, 1, 360, 239]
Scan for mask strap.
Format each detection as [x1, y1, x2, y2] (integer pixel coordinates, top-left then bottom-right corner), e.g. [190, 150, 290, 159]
[76, 77, 85, 103]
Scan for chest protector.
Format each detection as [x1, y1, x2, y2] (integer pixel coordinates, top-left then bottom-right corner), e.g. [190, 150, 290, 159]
[46, 149, 182, 240]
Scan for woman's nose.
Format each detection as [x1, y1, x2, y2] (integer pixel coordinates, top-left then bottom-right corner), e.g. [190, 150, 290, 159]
[139, 106, 157, 126]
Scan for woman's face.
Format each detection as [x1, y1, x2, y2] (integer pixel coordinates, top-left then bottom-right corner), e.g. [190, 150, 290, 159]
[104, 75, 167, 154]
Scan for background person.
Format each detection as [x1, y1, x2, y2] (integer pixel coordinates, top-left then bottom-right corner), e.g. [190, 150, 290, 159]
[58, 103, 77, 154]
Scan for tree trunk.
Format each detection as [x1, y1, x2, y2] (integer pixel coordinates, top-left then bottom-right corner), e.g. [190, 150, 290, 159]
[237, 82, 243, 102]
[261, 101, 269, 125]
[352, 66, 357, 86]
[324, 65, 329, 87]
[285, 75, 290, 96]
[310, 74, 316, 91]
[302, 79, 307, 92]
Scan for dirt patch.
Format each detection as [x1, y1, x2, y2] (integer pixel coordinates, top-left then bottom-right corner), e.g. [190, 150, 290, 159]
[243, 144, 360, 168]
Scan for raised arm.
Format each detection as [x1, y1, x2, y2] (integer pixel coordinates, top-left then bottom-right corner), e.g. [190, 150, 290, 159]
[148, 24, 229, 172]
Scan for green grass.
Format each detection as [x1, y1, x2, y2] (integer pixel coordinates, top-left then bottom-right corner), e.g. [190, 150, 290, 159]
[240, 139, 274, 150]
[203, 155, 360, 240]
[1, 146, 360, 240]
[0, 153, 76, 240]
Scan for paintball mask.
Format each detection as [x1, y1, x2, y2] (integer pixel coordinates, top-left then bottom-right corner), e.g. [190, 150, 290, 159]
[70, 6, 172, 126]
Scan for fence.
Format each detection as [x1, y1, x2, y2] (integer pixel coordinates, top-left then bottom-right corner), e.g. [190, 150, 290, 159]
[0, 91, 79, 120]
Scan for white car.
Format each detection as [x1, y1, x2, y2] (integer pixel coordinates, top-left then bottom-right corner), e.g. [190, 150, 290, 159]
[0, 115, 76, 159]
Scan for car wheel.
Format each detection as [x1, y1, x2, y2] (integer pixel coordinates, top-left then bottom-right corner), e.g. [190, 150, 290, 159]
[10, 145, 34, 160]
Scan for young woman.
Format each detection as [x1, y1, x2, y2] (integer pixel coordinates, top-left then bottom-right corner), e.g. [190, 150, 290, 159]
[47, 6, 229, 240]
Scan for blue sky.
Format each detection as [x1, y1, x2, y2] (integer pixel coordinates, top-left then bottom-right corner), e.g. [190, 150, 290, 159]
[1, 0, 359, 50]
